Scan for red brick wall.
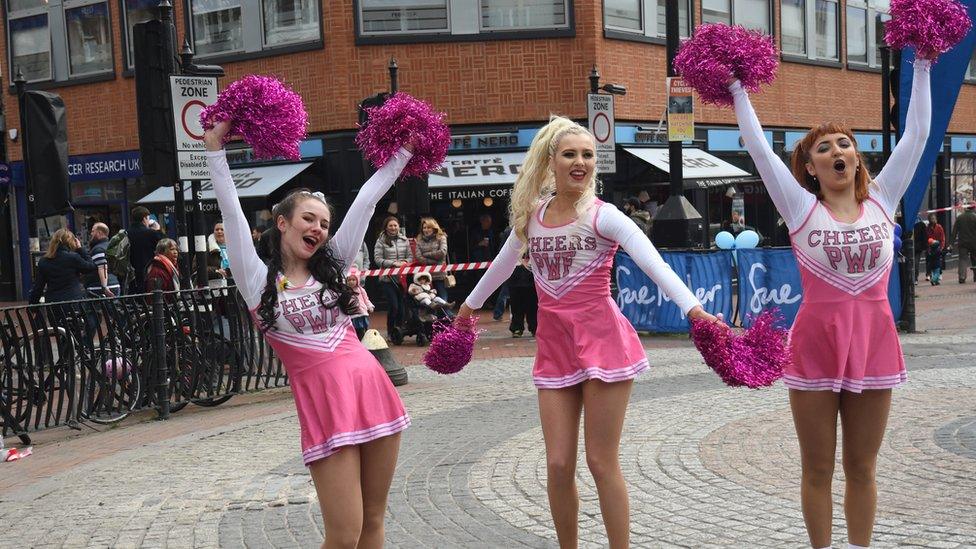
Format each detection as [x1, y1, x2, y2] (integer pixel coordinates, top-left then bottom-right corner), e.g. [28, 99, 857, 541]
[1, 0, 974, 161]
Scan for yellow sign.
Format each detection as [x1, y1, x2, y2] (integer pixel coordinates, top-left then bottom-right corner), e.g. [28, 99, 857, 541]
[667, 77, 694, 142]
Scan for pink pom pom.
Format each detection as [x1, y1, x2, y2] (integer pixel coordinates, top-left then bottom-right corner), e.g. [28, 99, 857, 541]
[423, 317, 480, 374]
[885, 0, 972, 60]
[674, 23, 779, 107]
[355, 93, 451, 179]
[200, 75, 308, 160]
[691, 309, 789, 389]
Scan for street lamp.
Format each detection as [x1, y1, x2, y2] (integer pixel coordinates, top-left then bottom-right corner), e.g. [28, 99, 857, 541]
[588, 65, 626, 96]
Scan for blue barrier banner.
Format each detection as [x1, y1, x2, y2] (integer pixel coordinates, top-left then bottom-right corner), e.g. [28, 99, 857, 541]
[615, 251, 733, 333]
[736, 248, 803, 328]
[888, 256, 902, 321]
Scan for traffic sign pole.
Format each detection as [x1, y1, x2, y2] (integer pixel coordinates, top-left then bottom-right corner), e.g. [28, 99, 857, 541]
[587, 93, 616, 174]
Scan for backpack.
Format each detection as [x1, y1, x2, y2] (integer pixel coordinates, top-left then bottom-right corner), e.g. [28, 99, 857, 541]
[106, 229, 134, 282]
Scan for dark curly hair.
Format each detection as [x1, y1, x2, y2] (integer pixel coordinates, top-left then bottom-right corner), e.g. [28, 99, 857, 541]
[257, 190, 358, 333]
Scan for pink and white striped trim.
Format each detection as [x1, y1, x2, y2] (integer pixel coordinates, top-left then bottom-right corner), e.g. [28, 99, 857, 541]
[533, 358, 649, 389]
[265, 318, 353, 353]
[793, 246, 891, 296]
[534, 249, 614, 299]
[783, 372, 907, 393]
[302, 414, 411, 465]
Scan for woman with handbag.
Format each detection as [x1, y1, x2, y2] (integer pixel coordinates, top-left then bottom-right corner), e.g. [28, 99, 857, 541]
[414, 217, 450, 301]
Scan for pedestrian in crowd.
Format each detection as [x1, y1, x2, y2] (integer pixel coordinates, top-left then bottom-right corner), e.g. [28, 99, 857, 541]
[29, 229, 99, 344]
[637, 189, 657, 217]
[206, 120, 416, 548]
[457, 116, 715, 548]
[773, 216, 792, 247]
[913, 216, 928, 282]
[346, 268, 374, 340]
[950, 206, 976, 283]
[257, 226, 277, 264]
[730, 53, 930, 549]
[128, 206, 163, 293]
[508, 253, 537, 337]
[145, 238, 181, 292]
[203, 221, 231, 287]
[251, 226, 263, 246]
[373, 215, 412, 342]
[408, 272, 451, 310]
[352, 241, 371, 272]
[470, 213, 498, 262]
[622, 197, 652, 236]
[925, 212, 945, 282]
[414, 217, 449, 301]
[491, 225, 512, 321]
[84, 222, 121, 298]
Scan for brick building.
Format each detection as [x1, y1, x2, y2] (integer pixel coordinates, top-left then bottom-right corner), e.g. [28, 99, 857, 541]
[1, 0, 975, 298]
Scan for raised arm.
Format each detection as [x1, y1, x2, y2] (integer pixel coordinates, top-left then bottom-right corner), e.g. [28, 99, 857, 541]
[461, 230, 521, 311]
[329, 148, 413, 270]
[205, 147, 268, 310]
[731, 81, 816, 228]
[873, 59, 932, 213]
[596, 205, 701, 315]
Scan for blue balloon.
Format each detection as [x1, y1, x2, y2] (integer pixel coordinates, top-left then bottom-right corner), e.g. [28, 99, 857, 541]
[715, 231, 735, 250]
[893, 224, 902, 238]
[893, 236, 902, 252]
[735, 230, 760, 249]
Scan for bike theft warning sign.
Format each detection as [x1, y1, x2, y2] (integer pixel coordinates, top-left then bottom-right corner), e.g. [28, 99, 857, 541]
[171, 75, 218, 180]
[587, 93, 616, 174]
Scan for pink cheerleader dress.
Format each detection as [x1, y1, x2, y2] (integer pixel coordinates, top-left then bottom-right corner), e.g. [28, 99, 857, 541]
[465, 198, 700, 389]
[207, 148, 413, 465]
[731, 59, 931, 392]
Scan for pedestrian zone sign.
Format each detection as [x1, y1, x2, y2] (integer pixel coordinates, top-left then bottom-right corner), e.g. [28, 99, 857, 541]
[170, 75, 218, 180]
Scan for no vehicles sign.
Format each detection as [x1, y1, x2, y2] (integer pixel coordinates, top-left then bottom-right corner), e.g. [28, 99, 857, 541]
[587, 93, 616, 174]
[170, 75, 218, 180]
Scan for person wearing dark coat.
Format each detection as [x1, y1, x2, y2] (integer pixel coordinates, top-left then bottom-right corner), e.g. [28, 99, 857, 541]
[507, 255, 538, 337]
[29, 228, 99, 345]
[129, 206, 163, 293]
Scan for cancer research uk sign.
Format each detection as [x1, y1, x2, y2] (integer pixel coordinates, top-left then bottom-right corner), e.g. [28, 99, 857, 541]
[170, 75, 218, 180]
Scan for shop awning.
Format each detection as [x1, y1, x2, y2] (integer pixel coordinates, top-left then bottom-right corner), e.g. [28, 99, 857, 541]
[624, 147, 758, 190]
[136, 162, 313, 204]
[428, 152, 525, 188]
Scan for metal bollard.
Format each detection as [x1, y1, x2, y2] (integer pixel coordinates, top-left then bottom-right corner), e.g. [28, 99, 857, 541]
[362, 329, 408, 386]
[151, 284, 171, 419]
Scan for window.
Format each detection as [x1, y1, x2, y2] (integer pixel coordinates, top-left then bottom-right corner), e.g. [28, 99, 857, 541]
[603, 0, 690, 39]
[846, 0, 890, 67]
[846, 4, 867, 64]
[781, 0, 805, 55]
[123, 0, 161, 69]
[188, 0, 320, 58]
[481, 0, 567, 30]
[360, 0, 449, 34]
[190, 0, 244, 56]
[968, 48, 976, 80]
[263, 0, 320, 45]
[8, 13, 51, 82]
[814, 0, 838, 61]
[65, 1, 113, 76]
[700, 0, 769, 34]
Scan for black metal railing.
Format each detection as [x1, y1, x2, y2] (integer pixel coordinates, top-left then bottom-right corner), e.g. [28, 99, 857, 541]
[1, 286, 286, 438]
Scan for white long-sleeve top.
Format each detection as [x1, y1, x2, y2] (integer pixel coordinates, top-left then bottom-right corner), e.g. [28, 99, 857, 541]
[207, 148, 411, 317]
[464, 198, 701, 314]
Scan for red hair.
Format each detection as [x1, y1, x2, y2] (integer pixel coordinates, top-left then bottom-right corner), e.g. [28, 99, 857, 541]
[790, 123, 871, 203]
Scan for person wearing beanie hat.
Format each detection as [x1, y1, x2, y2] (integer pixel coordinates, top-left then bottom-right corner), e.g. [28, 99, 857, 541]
[346, 267, 374, 339]
[408, 271, 451, 309]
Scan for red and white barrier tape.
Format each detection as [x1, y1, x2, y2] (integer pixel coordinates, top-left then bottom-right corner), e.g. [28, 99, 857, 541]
[926, 203, 975, 214]
[359, 262, 492, 277]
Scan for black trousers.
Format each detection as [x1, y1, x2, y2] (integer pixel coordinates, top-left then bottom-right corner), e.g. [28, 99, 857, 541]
[508, 286, 538, 335]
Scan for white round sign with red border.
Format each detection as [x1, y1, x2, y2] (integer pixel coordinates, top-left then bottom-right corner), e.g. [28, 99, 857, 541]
[587, 93, 616, 174]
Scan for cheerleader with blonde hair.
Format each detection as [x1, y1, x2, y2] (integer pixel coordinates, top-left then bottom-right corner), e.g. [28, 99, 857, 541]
[457, 115, 718, 548]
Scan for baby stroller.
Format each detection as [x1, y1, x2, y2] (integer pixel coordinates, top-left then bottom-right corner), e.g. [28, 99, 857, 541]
[926, 238, 946, 285]
[393, 272, 454, 346]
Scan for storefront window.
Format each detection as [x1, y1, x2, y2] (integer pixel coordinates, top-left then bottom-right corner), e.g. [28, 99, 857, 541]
[701, 0, 730, 24]
[969, 49, 976, 80]
[262, 0, 319, 45]
[952, 157, 975, 205]
[123, 0, 160, 69]
[191, 0, 244, 56]
[480, 0, 568, 30]
[846, 5, 868, 64]
[781, 0, 805, 55]
[361, 0, 449, 33]
[814, 0, 838, 61]
[8, 13, 51, 82]
[65, 1, 113, 76]
[873, 11, 890, 65]
[654, 0, 690, 37]
[733, 0, 769, 34]
[606, 0, 641, 30]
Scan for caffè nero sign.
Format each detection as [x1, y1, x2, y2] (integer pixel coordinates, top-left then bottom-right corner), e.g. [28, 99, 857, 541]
[428, 152, 525, 189]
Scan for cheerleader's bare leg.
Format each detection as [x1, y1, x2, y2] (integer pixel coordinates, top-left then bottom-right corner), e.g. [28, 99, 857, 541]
[840, 389, 891, 547]
[310, 446, 365, 549]
[539, 385, 584, 548]
[582, 379, 633, 549]
[790, 390, 841, 548]
[357, 432, 402, 549]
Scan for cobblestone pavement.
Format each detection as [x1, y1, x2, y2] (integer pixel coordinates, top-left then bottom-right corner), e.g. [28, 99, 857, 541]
[1, 281, 975, 548]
